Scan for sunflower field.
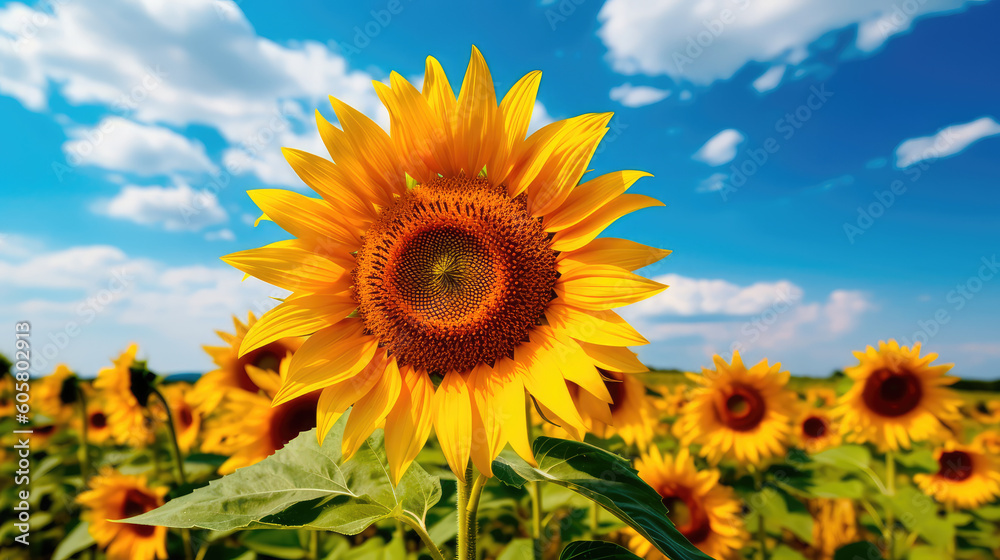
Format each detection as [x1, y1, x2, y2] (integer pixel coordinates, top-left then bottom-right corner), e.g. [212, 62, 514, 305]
[3, 49, 1000, 560]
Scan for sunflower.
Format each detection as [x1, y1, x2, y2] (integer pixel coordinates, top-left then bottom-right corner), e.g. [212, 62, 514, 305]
[805, 386, 837, 408]
[914, 441, 1000, 509]
[808, 498, 858, 560]
[36, 364, 80, 423]
[83, 398, 114, 445]
[152, 383, 201, 453]
[77, 468, 168, 560]
[222, 47, 669, 483]
[652, 382, 690, 418]
[968, 398, 1000, 425]
[974, 430, 1000, 455]
[625, 447, 747, 559]
[94, 344, 154, 447]
[835, 340, 961, 451]
[201, 359, 321, 474]
[794, 407, 841, 454]
[192, 312, 302, 410]
[674, 352, 795, 465]
[549, 370, 656, 448]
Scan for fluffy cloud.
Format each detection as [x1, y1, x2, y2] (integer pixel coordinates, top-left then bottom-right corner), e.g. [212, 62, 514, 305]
[0, 245, 155, 289]
[596, 0, 983, 87]
[752, 65, 786, 93]
[894, 116, 1000, 168]
[63, 117, 216, 176]
[697, 172, 728, 193]
[625, 274, 803, 318]
[693, 129, 745, 166]
[204, 228, 236, 242]
[94, 181, 227, 231]
[609, 83, 671, 107]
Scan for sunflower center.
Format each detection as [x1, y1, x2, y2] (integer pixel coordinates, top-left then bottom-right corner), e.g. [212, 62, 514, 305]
[659, 485, 711, 544]
[938, 451, 974, 482]
[121, 489, 158, 537]
[714, 384, 766, 432]
[269, 392, 320, 451]
[802, 416, 828, 439]
[90, 411, 107, 429]
[354, 175, 558, 374]
[862, 368, 923, 417]
[178, 404, 194, 428]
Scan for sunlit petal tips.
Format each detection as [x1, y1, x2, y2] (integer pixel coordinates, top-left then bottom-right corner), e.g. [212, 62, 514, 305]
[224, 47, 670, 481]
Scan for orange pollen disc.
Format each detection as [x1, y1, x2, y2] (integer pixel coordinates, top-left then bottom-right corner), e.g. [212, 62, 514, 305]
[354, 175, 558, 374]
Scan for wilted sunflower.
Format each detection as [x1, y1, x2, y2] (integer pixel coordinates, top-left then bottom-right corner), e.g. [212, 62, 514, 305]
[94, 344, 154, 446]
[202, 360, 320, 474]
[549, 370, 655, 448]
[835, 340, 961, 451]
[808, 499, 857, 560]
[77, 469, 168, 560]
[193, 313, 303, 412]
[674, 352, 795, 465]
[625, 447, 747, 559]
[794, 407, 840, 454]
[36, 364, 80, 423]
[914, 441, 1000, 509]
[223, 47, 669, 482]
[152, 383, 201, 453]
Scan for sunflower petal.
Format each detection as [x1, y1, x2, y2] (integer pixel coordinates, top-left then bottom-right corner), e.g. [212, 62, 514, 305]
[384, 365, 435, 485]
[494, 358, 536, 466]
[550, 194, 664, 252]
[455, 46, 499, 177]
[374, 73, 449, 182]
[222, 241, 350, 293]
[273, 320, 379, 405]
[342, 357, 402, 459]
[433, 371, 473, 482]
[468, 363, 504, 477]
[491, 70, 541, 185]
[555, 264, 667, 310]
[544, 170, 651, 231]
[315, 351, 389, 444]
[545, 303, 648, 347]
[515, 340, 586, 432]
[240, 293, 356, 355]
[282, 146, 376, 224]
[559, 237, 671, 272]
[328, 95, 405, 205]
[534, 327, 612, 403]
[578, 342, 648, 373]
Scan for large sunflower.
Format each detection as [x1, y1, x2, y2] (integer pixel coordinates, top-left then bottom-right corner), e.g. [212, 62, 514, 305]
[625, 447, 747, 559]
[223, 47, 669, 483]
[36, 364, 80, 423]
[835, 340, 961, 451]
[914, 441, 1000, 509]
[674, 352, 795, 465]
[794, 406, 841, 454]
[77, 469, 168, 560]
[94, 344, 154, 447]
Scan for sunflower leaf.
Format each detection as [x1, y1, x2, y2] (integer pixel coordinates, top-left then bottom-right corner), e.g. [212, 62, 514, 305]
[559, 540, 643, 560]
[492, 436, 712, 560]
[122, 412, 441, 535]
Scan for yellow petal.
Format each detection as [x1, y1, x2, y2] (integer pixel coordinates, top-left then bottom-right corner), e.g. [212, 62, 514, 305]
[468, 363, 504, 477]
[455, 46, 499, 176]
[281, 146, 376, 223]
[342, 357, 402, 459]
[222, 241, 350, 293]
[422, 56, 457, 121]
[544, 170, 651, 231]
[433, 370, 473, 482]
[578, 342, 648, 373]
[315, 351, 390, 444]
[515, 340, 586, 432]
[384, 365, 435, 485]
[494, 358, 536, 466]
[550, 194, 664, 252]
[329, 95, 405, 206]
[240, 293, 356, 355]
[555, 265, 667, 310]
[559, 237, 671, 272]
[533, 326, 612, 403]
[273, 320, 379, 406]
[545, 303, 648, 347]
[374, 72, 448, 182]
[491, 70, 541, 185]
[248, 189, 360, 246]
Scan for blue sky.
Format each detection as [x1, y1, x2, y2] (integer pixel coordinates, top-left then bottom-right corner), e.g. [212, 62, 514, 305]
[1, 0, 998, 378]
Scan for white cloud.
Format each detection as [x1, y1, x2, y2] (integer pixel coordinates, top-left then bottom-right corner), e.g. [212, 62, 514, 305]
[894, 116, 1000, 168]
[95, 181, 227, 231]
[752, 65, 786, 93]
[0, 245, 156, 290]
[693, 129, 745, 166]
[596, 0, 984, 87]
[528, 100, 555, 135]
[609, 83, 671, 107]
[63, 117, 216, 176]
[625, 274, 803, 318]
[696, 172, 728, 193]
[205, 228, 236, 241]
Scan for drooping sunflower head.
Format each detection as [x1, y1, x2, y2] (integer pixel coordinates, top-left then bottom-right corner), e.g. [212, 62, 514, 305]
[674, 352, 795, 465]
[152, 383, 201, 453]
[835, 340, 961, 451]
[794, 407, 841, 454]
[914, 440, 1000, 509]
[222, 48, 670, 483]
[193, 312, 303, 410]
[76, 468, 168, 560]
[36, 363, 80, 423]
[94, 344, 155, 447]
[625, 447, 747, 560]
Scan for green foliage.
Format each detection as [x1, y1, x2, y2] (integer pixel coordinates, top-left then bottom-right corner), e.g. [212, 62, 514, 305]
[559, 540, 643, 560]
[492, 436, 712, 560]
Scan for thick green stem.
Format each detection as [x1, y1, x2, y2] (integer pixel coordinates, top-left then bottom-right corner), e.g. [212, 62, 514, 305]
[754, 468, 768, 560]
[525, 394, 544, 560]
[307, 530, 318, 560]
[399, 515, 446, 560]
[76, 387, 90, 481]
[885, 450, 896, 560]
[151, 387, 193, 560]
[457, 464, 478, 560]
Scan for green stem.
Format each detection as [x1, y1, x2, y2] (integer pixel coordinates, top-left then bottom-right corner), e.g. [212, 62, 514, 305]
[399, 515, 446, 560]
[754, 468, 768, 560]
[307, 530, 318, 560]
[76, 387, 90, 481]
[151, 387, 193, 560]
[457, 464, 478, 560]
[885, 450, 896, 560]
[590, 502, 600, 538]
[526, 394, 544, 560]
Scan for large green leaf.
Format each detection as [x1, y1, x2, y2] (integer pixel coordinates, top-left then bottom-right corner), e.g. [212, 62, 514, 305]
[52, 521, 95, 560]
[492, 437, 712, 560]
[125, 414, 440, 535]
[832, 542, 881, 560]
[559, 541, 643, 560]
